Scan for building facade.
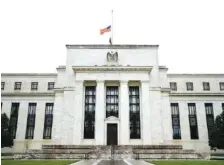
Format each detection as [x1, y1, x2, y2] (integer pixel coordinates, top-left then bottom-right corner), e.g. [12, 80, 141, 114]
[1, 45, 224, 153]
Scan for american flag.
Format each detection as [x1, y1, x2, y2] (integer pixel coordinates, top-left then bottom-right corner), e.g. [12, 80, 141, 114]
[100, 25, 111, 35]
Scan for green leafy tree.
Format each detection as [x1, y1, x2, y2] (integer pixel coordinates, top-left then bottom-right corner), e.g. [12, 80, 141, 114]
[209, 111, 224, 150]
[1, 113, 13, 148]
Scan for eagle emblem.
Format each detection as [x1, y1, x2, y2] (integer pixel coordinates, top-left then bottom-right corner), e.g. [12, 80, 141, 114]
[107, 51, 118, 62]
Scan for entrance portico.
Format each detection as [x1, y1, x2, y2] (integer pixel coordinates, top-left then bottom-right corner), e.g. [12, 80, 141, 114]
[52, 45, 168, 147]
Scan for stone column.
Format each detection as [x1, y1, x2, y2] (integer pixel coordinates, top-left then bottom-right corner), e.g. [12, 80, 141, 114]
[95, 80, 105, 145]
[141, 80, 151, 144]
[120, 80, 129, 145]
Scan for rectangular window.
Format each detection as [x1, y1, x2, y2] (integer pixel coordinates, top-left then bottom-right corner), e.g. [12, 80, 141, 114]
[106, 86, 119, 118]
[170, 82, 177, 91]
[14, 82, 22, 90]
[188, 103, 199, 139]
[222, 103, 224, 112]
[1, 82, 5, 90]
[129, 86, 141, 139]
[186, 82, 193, 91]
[84, 86, 96, 139]
[31, 82, 38, 90]
[43, 103, 54, 139]
[220, 82, 224, 91]
[25, 103, 36, 139]
[203, 82, 210, 91]
[171, 103, 181, 139]
[205, 103, 214, 138]
[9, 103, 20, 139]
[48, 82, 54, 90]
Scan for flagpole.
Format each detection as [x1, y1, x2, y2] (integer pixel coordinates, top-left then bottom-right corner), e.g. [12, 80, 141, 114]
[111, 10, 113, 45]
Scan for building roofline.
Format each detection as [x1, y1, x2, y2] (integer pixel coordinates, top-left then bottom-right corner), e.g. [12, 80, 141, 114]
[1, 73, 57, 77]
[66, 44, 159, 49]
[168, 73, 224, 77]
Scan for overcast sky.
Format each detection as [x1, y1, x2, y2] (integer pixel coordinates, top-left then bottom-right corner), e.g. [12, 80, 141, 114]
[0, 0, 224, 74]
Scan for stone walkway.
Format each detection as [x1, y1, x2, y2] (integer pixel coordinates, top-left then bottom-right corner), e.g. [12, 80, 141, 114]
[124, 159, 155, 165]
[70, 159, 155, 165]
[69, 159, 101, 165]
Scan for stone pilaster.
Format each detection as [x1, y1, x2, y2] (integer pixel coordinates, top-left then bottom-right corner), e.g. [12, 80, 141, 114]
[179, 102, 190, 141]
[34, 102, 45, 141]
[16, 102, 28, 141]
[95, 80, 105, 145]
[161, 93, 173, 143]
[149, 87, 164, 144]
[120, 80, 129, 145]
[141, 80, 151, 144]
[72, 80, 84, 145]
[52, 92, 64, 143]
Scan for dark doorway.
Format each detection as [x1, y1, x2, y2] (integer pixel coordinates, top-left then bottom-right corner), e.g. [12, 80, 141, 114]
[107, 124, 118, 145]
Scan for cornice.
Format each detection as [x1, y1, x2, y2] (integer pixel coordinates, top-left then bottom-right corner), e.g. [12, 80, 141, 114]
[170, 92, 224, 97]
[168, 74, 224, 78]
[72, 66, 153, 72]
[149, 87, 161, 91]
[56, 66, 66, 70]
[1, 92, 55, 97]
[159, 66, 168, 71]
[63, 86, 76, 91]
[66, 44, 159, 49]
[1, 73, 57, 77]
[161, 88, 171, 93]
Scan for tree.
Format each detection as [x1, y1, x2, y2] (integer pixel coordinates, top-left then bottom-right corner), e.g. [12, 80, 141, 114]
[209, 111, 224, 150]
[1, 113, 13, 148]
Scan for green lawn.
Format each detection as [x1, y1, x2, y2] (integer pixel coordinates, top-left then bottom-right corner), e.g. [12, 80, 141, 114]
[1, 160, 78, 165]
[149, 160, 224, 165]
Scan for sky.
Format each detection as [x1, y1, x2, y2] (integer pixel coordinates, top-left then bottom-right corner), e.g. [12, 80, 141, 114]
[0, 0, 224, 74]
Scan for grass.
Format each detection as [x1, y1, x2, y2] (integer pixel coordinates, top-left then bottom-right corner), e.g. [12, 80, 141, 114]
[149, 160, 224, 165]
[1, 160, 78, 165]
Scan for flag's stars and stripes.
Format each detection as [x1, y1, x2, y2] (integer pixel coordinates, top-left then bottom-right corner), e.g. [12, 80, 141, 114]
[100, 25, 111, 35]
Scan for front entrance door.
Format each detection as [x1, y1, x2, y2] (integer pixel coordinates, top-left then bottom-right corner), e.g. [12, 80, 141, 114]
[107, 124, 118, 145]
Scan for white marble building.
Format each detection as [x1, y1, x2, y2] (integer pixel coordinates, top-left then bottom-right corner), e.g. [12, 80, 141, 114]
[1, 45, 224, 153]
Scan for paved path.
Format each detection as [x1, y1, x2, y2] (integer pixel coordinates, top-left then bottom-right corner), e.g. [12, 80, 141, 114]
[124, 159, 155, 165]
[69, 159, 101, 165]
[70, 159, 155, 165]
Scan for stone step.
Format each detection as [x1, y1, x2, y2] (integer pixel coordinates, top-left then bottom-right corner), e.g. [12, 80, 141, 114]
[132, 149, 195, 154]
[132, 145, 183, 150]
[25, 145, 201, 160]
[136, 153, 200, 159]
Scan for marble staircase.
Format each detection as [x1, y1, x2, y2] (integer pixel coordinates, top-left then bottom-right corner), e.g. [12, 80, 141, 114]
[12, 145, 204, 160]
[132, 145, 202, 159]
